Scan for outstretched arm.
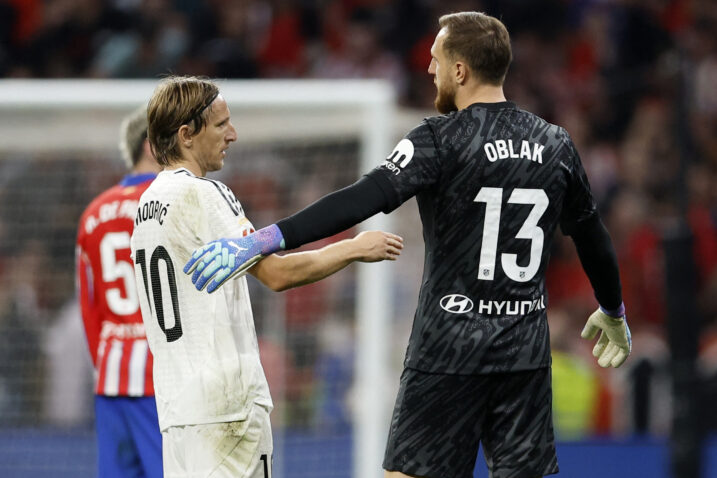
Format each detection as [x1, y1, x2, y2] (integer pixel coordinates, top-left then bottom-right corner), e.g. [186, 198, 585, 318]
[184, 174, 398, 292]
[276, 173, 397, 250]
[249, 230, 403, 292]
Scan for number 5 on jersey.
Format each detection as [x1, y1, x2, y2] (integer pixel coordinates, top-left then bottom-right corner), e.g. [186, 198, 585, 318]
[474, 187, 548, 282]
[136, 247, 184, 342]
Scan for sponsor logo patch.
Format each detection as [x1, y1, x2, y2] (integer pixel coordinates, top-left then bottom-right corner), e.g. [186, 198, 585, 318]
[440, 294, 474, 314]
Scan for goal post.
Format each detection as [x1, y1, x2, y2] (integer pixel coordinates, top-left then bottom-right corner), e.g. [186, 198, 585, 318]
[0, 79, 397, 478]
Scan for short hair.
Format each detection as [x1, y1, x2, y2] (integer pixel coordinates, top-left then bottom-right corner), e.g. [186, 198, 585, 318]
[119, 105, 148, 169]
[147, 76, 220, 166]
[438, 12, 512, 85]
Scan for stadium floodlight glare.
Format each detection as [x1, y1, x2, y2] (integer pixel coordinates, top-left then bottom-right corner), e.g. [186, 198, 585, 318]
[0, 79, 396, 478]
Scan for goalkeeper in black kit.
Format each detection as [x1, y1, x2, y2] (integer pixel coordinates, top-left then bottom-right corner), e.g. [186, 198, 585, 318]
[184, 11, 630, 478]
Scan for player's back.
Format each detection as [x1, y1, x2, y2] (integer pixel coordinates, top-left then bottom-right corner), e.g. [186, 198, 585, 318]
[130, 169, 271, 431]
[380, 102, 596, 374]
[76, 175, 156, 396]
[421, 103, 583, 297]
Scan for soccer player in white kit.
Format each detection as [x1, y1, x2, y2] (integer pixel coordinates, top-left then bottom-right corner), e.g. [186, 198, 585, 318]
[130, 76, 403, 478]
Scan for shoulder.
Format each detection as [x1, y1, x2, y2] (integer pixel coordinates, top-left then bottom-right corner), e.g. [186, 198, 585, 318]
[144, 169, 209, 196]
[422, 112, 455, 135]
[514, 105, 569, 141]
[401, 117, 443, 149]
[194, 176, 243, 217]
[160, 171, 244, 217]
[420, 108, 487, 145]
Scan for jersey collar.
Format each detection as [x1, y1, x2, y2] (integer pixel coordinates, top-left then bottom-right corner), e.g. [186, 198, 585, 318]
[168, 167, 195, 177]
[119, 172, 157, 187]
[466, 101, 517, 111]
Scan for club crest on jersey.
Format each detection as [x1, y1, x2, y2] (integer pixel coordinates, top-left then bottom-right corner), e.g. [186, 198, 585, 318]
[440, 294, 474, 314]
[382, 138, 414, 175]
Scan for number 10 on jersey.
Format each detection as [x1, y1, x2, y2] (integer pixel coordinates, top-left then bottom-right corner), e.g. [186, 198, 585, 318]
[136, 247, 184, 342]
[474, 187, 548, 283]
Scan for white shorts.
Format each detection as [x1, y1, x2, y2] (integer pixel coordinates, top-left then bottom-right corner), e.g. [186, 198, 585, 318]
[162, 404, 273, 478]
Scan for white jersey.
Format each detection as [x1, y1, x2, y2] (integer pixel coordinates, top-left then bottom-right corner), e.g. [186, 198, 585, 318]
[130, 168, 272, 432]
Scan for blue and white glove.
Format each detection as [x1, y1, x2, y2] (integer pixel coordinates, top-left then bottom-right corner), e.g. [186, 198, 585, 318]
[183, 224, 285, 293]
[581, 304, 632, 368]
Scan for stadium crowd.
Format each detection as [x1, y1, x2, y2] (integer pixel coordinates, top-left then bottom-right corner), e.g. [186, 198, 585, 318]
[0, 0, 716, 441]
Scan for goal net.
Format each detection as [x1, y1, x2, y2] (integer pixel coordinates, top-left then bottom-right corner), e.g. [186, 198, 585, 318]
[0, 79, 422, 478]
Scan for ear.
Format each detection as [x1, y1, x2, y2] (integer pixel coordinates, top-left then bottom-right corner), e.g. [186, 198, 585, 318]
[455, 61, 468, 85]
[177, 124, 193, 148]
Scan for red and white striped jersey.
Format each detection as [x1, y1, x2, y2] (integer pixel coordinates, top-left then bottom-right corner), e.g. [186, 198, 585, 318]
[76, 173, 156, 396]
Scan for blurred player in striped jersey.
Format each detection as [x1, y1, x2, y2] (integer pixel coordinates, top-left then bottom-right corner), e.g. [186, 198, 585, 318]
[131, 76, 402, 478]
[76, 106, 163, 478]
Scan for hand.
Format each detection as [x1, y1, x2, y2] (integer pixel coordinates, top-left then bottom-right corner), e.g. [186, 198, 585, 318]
[183, 224, 284, 293]
[352, 231, 404, 262]
[581, 306, 632, 368]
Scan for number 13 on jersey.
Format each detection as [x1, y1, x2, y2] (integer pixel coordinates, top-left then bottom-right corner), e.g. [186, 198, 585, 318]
[474, 187, 548, 283]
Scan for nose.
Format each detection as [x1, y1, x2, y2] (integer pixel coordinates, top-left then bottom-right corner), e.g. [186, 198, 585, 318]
[227, 122, 237, 142]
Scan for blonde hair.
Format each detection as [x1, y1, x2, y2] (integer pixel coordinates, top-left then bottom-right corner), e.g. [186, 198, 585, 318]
[438, 12, 512, 85]
[118, 105, 149, 169]
[147, 76, 220, 166]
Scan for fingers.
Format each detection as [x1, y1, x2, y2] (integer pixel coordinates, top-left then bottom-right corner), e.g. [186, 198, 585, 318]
[611, 348, 629, 368]
[206, 254, 263, 293]
[207, 267, 236, 294]
[388, 237, 404, 250]
[593, 339, 629, 368]
[592, 333, 609, 358]
[384, 233, 403, 259]
[184, 243, 219, 274]
[363, 231, 404, 246]
[381, 240, 403, 261]
[581, 320, 599, 340]
[384, 245, 402, 261]
[385, 232, 404, 243]
[193, 256, 222, 291]
[598, 342, 619, 368]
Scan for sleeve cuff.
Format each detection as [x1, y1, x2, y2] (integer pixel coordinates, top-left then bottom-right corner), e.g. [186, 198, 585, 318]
[600, 302, 626, 318]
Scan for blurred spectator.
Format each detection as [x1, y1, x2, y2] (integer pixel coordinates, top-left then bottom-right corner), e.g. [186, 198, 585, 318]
[310, 7, 406, 96]
[0, 241, 48, 425]
[42, 299, 93, 426]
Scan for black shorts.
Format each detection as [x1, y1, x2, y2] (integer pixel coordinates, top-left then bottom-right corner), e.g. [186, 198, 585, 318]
[383, 367, 558, 478]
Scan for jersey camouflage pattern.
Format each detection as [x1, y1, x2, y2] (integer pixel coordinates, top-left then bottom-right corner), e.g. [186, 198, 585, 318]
[368, 101, 596, 374]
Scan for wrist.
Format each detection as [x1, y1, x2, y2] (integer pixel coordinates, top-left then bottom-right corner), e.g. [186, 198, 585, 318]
[256, 224, 286, 255]
[599, 302, 625, 318]
[344, 237, 366, 261]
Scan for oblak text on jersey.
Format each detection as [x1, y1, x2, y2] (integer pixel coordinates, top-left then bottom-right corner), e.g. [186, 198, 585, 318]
[484, 139, 545, 164]
[135, 200, 170, 226]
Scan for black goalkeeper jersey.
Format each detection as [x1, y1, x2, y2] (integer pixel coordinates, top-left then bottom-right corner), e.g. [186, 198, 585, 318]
[367, 101, 597, 374]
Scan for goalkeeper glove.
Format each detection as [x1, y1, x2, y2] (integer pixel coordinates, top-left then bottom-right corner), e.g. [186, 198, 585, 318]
[581, 304, 631, 368]
[183, 224, 285, 293]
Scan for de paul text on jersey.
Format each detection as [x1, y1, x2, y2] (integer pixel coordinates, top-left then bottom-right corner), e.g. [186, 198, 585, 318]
[83, 199, 138, 235]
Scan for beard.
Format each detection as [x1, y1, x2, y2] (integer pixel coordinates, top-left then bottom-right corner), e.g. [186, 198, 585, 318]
[434, 81, 458, 114]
